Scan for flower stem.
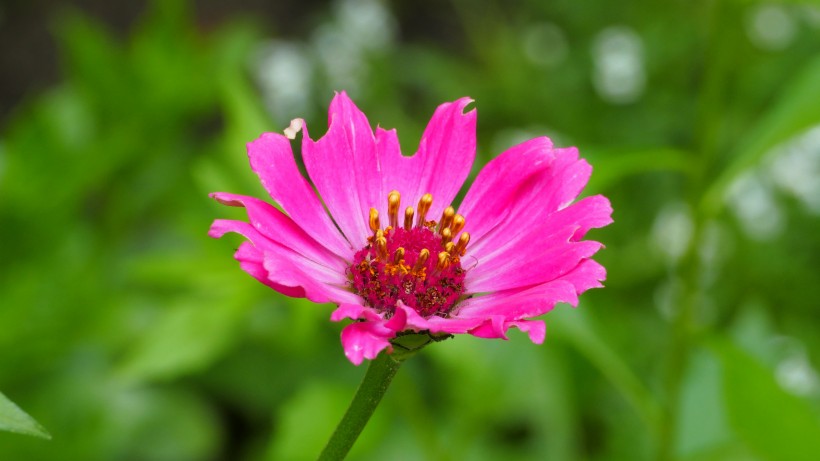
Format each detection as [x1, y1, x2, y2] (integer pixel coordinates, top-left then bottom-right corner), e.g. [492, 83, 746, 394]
[318, 352, 403, 461]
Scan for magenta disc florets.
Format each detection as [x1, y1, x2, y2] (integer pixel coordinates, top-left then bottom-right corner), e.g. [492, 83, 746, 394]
[348, 192, 470, 318]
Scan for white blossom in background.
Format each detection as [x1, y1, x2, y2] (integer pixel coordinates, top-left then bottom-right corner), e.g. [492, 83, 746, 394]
[745, 4, 797, 51]
[801, 5, 820, 28]
[651, 202, 693, 265]
[726, 172, 784, 241]
[591, 26, 646, 104]
[251, 0, 396, 121]
[335, 0, 395, 50]
[767, 125, 820, 214]
[252, 41, 314, 125]
[776, 348, 820, 397]
[314, 0, 396, 94]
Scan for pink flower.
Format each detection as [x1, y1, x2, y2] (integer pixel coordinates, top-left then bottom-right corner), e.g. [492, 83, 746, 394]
[209, 92, 613, 365]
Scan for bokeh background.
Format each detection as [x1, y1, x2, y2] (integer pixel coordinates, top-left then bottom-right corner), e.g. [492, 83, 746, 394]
[2, 0, 820, 460]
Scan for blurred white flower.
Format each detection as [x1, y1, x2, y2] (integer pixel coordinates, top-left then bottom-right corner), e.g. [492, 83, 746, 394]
[651, 202, 693, 265]
[251, 0, 396, 117]
[252, 41, 314, 124]
[726, 172, 784, 240]
[746, 4, 797, 51]
[768, 125, 820, 214]
[314, 0, 396, 93]
[591, 26, 646, 104]
[802, 5, 820, 28]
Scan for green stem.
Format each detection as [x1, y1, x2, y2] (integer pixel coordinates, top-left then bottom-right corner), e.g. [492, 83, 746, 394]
[318, 352, 403, 461]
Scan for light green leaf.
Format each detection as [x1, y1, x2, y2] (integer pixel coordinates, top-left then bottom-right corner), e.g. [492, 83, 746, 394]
[0, 391, 51, 439]
[584, 146, 695, 192]
[220, 72, 273, 151]
[713, 339, 820, 461]
[702, 55, 820, 214]
[676, 348, 732, 458]
[550, 307, 663, 433]
[116, 301, 247, 383]
[266, 382, 380, 461]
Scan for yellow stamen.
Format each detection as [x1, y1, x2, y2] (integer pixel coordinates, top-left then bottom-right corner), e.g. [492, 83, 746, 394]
[417, 194, 433, 227]
[413, 249, 430, 272]
[441, 227, 453, 244]
[444, 242, 455, 254]
[376, 237, 388, 260]
[404, 206, 414, 231]
[454, 232, 470, 256]
[450, 214, 465, 235]
[393, 247, 405, 265]
[375, 229, 384, 241]
[436, 251, 451, 271]
[369, 208, 380, 233]
[388, 191, 401, 229]
[439, 206, 455, 234]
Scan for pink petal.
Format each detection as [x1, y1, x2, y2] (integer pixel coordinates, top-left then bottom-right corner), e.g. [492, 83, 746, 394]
[508, 320, 546, 344]
[565, 195, 614, 241]
[559, 258, 607, 293]
[247, 132, 353, 259]
[375, 126, 417, 219]
[468, 315, 509, 340]
[384, 305, 409, 331]
[461, 143, 595, 258]
[447, 255, 604, 341]
[466, 317, 546, 344]
[302, 92, 379, 248]
[210, 192, 347, 271]
[394, 302, 485, 335]
[410, 97, 476, 219]
[210, 219, 359, 304]
[467, 236, 604, 292]
[471, 195, 611, 264]
[458, 137, 555, 246]
[234, 242, 306, 298]
[261, 249, 360, 305]
[330, 303, 382, 322]
[340, 323, 392, 366]
[340, 321, 396, 366]
[478, 195, 611, 265]
[456, 279, 578, 319]
[377, 98, 476, 221]
[465, 195, 612, 292]
[209, 219, 340, 282]
[334, 303, 413, 365]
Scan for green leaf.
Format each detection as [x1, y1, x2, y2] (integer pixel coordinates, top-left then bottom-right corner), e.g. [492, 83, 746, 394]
[116, 301, 247, 382]
[676, 348, 733, 458]
[584, 146, 695, 192]
[266, 382, 379, 461]
[713, 339, 820, 461]
[0, 391, 51, 439]
[550, 307, 663, 433]
[702, 55, 820, 214]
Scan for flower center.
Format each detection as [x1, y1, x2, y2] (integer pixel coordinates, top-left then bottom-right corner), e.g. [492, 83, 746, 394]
[349, 191, 471, 318]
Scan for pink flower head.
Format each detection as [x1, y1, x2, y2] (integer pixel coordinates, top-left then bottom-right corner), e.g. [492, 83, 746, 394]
[209, 92, 613, 365]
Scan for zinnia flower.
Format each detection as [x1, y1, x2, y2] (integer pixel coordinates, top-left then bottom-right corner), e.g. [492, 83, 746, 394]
[209, 92, 612, 365]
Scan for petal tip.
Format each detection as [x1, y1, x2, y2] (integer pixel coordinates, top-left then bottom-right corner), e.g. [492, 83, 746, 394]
[454, 96, 476, 114]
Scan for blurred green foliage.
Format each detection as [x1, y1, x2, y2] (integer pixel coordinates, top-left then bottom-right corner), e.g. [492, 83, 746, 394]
[1, 0, 820, 460]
